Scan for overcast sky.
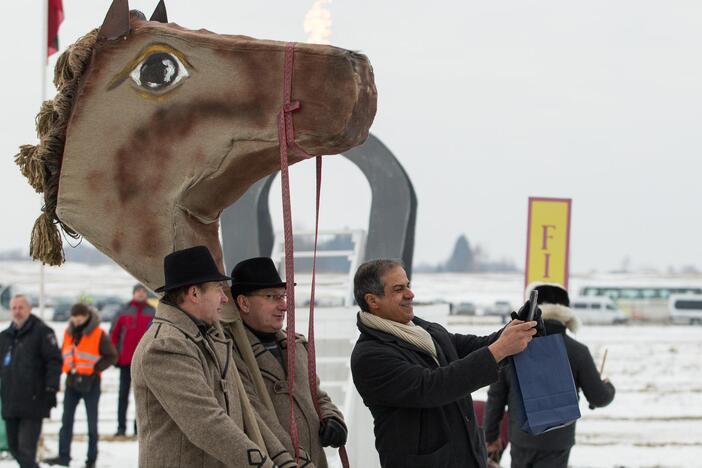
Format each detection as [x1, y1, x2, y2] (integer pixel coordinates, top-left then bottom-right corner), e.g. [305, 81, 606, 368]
[2, 1, 702, 273]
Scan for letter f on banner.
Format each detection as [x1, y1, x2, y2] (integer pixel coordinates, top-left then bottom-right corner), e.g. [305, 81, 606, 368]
[542, 225, 556, 250]
[525, 198, 571, 289]
[541, 225, 556, 278]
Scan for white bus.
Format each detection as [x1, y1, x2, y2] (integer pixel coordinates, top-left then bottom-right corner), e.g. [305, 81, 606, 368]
[580, 285, 702, 322]
[669, 295, 702, 325]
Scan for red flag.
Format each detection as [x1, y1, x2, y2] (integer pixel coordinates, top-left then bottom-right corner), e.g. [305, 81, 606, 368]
[47, 0, 64, 57]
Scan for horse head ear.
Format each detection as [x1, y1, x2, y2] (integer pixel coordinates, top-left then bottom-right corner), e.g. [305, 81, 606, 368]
[99, 0, 130, 40]
[150, 0, 168, 23]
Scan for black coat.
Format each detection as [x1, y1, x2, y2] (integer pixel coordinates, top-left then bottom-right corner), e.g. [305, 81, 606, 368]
[351, 314, 501, 468]
[0, 314, 62, 419]
[484, 320, 616, 450]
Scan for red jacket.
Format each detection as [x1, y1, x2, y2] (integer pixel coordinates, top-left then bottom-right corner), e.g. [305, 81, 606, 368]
[110, 300, 155, 366]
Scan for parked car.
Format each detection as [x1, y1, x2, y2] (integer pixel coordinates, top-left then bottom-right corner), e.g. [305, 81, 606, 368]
[99, 302, 123, 323]
[669, 294, 702, 325]
[90, 296, 126, 322]
[52, 295, 126, 322]
[484, 300, 512, 323]
[450, 301, 477, 316]
[52, 299, 75, 321]
[571, 297, 628, 325]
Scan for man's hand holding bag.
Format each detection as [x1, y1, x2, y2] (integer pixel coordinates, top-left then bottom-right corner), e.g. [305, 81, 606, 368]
[508, 292, 581, 435]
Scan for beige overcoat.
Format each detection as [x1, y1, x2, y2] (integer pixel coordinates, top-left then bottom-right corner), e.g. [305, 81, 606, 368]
[230, 327, 346, 468]
[132, 302, 299, 468]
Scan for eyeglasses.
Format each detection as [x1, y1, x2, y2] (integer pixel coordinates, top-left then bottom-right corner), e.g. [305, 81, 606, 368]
[248, 293, 287, 303]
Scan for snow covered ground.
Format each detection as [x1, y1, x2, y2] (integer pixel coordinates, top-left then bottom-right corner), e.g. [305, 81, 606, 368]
[1, 320, 698, 467]
[463, 321, 702, 467]
[1, 261, 701, 466]
[4, 260, 702, 317]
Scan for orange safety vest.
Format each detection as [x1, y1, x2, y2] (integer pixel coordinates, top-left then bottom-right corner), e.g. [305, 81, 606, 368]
[62, 327, 104, 376]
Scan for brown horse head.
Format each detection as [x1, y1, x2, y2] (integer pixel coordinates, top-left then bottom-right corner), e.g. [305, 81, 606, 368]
[16, 0, 376, 292]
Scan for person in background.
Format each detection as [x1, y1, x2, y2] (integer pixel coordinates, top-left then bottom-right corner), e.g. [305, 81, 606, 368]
[0, 295, 62, 468]
[484, 283, 616, 468]
[44, 303, 118, 468]
[230, 257, 347, 467]
[350, 259, 540, 468]
[110, 283, 155, 437]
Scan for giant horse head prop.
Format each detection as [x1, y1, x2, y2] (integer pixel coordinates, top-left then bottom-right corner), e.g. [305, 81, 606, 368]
[16, 0, 376, 294]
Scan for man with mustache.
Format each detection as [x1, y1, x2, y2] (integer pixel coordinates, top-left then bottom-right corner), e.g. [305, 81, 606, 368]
[229, 257, 346, 468]
[350, 259, 539, 468]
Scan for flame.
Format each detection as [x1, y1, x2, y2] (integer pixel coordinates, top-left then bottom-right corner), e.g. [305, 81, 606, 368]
[304, 0, 333, 44]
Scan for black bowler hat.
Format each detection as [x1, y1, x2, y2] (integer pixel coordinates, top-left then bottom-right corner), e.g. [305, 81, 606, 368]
[155, 246, 232, 293]
[230, 257, 292, 299]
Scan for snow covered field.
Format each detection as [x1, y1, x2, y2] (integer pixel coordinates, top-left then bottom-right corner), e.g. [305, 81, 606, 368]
[463, 322, 702, 467]
[4, 260, 702, 315]
[1, 321, 698, 467]
[1, 261, 701, 466]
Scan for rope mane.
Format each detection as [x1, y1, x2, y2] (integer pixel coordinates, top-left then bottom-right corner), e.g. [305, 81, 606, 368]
[15, 29, 98, 265]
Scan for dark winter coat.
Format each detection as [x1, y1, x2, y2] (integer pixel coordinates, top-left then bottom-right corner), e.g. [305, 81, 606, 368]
[484, 316, 616, 451]
[0, 314, 62, 419]
[110, 300, 155, 366]
[351, 314, 502, 468]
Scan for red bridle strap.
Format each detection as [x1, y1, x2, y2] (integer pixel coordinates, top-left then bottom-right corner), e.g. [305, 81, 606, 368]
[278, 41, 305, 465]
[277, 41, 349, 468]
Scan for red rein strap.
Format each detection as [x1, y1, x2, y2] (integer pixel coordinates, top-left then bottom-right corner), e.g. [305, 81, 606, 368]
[307, 156, 323, 418]
[278, 42, 349, 468]
[278, 42, 305, 464]
[307, 160, 351, 467]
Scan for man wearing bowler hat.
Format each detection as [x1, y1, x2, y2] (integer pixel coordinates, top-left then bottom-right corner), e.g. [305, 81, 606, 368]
[131, 246, 305, 468]
[229, 257, 347, 468]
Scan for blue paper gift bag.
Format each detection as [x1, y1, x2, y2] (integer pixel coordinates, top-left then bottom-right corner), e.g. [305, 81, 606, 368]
[510, 334, 581, 435]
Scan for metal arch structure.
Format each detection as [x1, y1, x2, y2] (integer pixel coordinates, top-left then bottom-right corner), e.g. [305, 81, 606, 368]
[221, 174, 277, 268]
[221, 133, 417, 277]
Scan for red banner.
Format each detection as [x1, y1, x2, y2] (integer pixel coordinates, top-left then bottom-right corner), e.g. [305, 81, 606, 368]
[48, 0, 64, 57]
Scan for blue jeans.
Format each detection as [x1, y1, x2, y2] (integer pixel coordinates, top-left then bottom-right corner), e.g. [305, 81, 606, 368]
[58, 378, 101, 464]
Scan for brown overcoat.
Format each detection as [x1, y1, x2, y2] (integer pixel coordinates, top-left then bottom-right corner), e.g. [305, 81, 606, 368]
[132, 302, 300, 468]
[231, 327, 346, 468]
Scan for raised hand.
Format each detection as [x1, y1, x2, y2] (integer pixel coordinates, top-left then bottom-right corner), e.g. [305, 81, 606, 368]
[488, 320, 537, 362]
[511, 300, 546, 336]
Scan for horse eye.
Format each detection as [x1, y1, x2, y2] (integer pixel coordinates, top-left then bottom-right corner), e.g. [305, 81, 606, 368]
[129, 52, 189, 91]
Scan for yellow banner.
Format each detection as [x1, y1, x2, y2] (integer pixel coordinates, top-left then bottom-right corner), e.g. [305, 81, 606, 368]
[525, 197, 572, 289]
